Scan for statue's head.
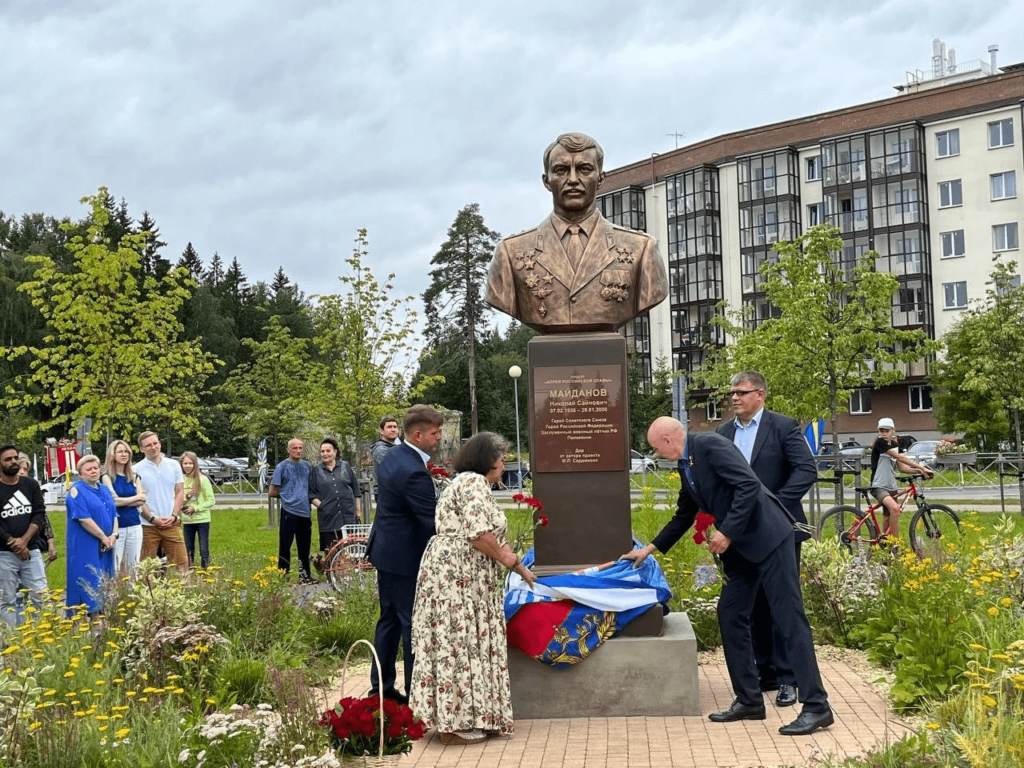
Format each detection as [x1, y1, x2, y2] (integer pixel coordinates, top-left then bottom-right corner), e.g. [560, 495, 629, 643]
[542, 132, 605, 175]
[542, 132, 606, 220]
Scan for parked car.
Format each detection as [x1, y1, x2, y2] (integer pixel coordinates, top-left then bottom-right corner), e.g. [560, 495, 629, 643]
[817, 442, 870, 471]
[198, 458, 235, 485]
[630, 449, 656, 474]
[903, 440, 943, 470]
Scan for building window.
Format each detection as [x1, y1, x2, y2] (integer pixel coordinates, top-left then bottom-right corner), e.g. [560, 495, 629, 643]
[991, 171, 1017, 201]
[706, 400, 721, 422]
[936, 129, 959, 158]
[849, 389, 872, 415]
[993, 222, 1019, 252]
[806, 202, 824, 227]
[909, 385, 933, 412]
[938, 180, 962, 208]
[989, 118, 1014, 149]
[943, 281, 968, 309]
[806, 156, 821, 181]
[997, 275, 1022, 296]
[940, 229, 965, 259]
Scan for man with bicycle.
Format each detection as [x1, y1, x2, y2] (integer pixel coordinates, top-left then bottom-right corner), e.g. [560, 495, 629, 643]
[870, 418, 933, 539]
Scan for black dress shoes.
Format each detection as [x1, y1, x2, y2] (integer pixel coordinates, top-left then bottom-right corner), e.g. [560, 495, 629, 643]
[775, 684, 797, 707]
[708, 699, 767, 722]
[759, 680, 780, 693]
[779, 707, 834, 735]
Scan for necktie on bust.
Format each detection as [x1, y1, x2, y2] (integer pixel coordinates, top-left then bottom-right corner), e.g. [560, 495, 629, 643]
[566, 225, 584, 270]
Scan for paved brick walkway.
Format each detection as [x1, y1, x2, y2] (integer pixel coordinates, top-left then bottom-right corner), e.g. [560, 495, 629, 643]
[331, 659, 911, 768]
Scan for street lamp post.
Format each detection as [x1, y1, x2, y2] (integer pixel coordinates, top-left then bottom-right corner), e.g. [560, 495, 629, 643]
[508, 365, 523, 494]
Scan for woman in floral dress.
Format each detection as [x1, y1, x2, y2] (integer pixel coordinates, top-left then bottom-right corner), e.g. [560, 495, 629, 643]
[410, 432, 536, 745]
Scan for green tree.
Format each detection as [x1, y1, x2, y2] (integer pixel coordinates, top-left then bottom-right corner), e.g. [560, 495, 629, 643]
[694, 224, 938, 465]
[413, 321, 534, 442]
[177, 242, 203, 282]
[310, 229, 437, 460]
[137, 210, 170, 280]
[2, 188, 220, 442]
[217, 315, 315, 465]
[422, 204, 501, 435]
[630, 357, 674, 451]
[931, 257, 1024, 454]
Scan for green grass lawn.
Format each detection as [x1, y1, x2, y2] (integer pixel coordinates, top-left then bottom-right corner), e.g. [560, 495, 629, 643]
[46, 508, 280, 592]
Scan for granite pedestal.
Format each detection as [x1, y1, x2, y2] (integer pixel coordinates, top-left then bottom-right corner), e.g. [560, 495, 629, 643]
[508, 612, 700, 719]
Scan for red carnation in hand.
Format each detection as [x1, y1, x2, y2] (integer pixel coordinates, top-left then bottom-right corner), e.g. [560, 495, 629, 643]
[536, 514, 549, 528]
[512, 493, 525, 502]
[693, 512, 715, 545]
[524, 497, 544, 510]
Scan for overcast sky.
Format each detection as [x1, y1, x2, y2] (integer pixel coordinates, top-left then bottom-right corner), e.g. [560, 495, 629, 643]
[2, 1, 1021, 335]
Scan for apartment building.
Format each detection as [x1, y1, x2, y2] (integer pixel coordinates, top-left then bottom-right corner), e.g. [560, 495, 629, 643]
[601, 42, 1024, 442]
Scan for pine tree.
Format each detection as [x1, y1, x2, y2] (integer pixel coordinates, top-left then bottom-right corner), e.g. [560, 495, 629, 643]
[422, 204, 501, 434]
[137, 210, 170, 279]
[205, 252, 225, 287]
[177, 242, 204, 282]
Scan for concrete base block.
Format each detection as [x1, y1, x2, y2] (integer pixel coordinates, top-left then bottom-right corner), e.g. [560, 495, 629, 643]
[508, 612, 700, 719]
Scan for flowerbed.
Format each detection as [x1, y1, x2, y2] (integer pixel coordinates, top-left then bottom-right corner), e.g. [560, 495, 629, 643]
[0, 556, 380, 767]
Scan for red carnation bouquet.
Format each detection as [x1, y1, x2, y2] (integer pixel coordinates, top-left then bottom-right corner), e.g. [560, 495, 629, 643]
[513, 493, 548, 528]
[320, 695, 426, 757]
[426, 462, 450, 478]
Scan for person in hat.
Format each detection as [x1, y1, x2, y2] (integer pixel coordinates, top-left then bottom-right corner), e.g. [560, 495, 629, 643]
[869, 418, 933, 538]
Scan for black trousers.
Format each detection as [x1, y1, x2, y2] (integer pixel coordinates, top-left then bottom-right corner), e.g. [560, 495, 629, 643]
[717, 535, 828, 711]
[752, 539, 803, 687]
[277, 510, 312, 577]
[370, 571, 416, 695]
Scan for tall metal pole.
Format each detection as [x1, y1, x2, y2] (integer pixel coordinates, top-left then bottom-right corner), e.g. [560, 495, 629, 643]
[509, 365, 523, 493]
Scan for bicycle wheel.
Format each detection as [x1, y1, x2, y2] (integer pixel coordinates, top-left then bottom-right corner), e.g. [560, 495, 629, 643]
[816, 506, 879, 560]
[324, 537, 371, 592]
[909, 504, 962, 560]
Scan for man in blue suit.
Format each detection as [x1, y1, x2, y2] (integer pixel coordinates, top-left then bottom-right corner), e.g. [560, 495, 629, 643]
[716, 371, 817, 708]
[365, 405, 445, 704]
[623, 417, 833, 736]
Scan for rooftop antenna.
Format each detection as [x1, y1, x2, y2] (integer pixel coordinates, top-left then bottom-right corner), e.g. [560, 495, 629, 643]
[666, 132, 686, 150]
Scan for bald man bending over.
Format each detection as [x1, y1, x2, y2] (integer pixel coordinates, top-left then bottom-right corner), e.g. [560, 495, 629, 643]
[621, 417, 833, 736]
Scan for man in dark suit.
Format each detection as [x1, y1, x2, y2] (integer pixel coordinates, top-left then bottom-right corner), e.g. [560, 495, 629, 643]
[623, 417, 833, 736]
[716, 371, 817, 708]
[484, 132, 668, 333]
[365, 405, 445, 704]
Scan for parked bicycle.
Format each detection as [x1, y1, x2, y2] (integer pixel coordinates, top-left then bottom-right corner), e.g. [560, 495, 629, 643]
[320, 471, 452, 592]
[319, 523, 373, 591]
[815, 475, 961, 560]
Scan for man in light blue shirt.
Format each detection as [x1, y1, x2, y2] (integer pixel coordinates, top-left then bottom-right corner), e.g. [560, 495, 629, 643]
[270, 438, 314, 584]
[717, 371, 817, 709]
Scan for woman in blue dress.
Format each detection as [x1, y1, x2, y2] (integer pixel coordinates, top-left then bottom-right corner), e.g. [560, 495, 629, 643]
[66, 454, 118, 617]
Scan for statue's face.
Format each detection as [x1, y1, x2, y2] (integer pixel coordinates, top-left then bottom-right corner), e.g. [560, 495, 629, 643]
[543, 145, 604, 219]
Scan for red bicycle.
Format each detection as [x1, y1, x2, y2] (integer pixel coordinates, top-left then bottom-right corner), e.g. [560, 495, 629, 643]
[815, 475, 962, 559]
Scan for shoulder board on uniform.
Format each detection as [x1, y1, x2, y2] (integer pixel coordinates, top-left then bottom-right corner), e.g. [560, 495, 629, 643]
[502, 224, 540, 241]
[608, 221, 650, 235]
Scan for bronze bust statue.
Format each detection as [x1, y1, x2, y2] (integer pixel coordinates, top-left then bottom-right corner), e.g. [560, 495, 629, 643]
[485, 132, 668, 333]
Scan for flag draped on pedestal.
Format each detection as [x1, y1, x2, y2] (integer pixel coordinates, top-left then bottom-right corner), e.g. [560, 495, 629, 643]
[504, 544, 672, 668]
